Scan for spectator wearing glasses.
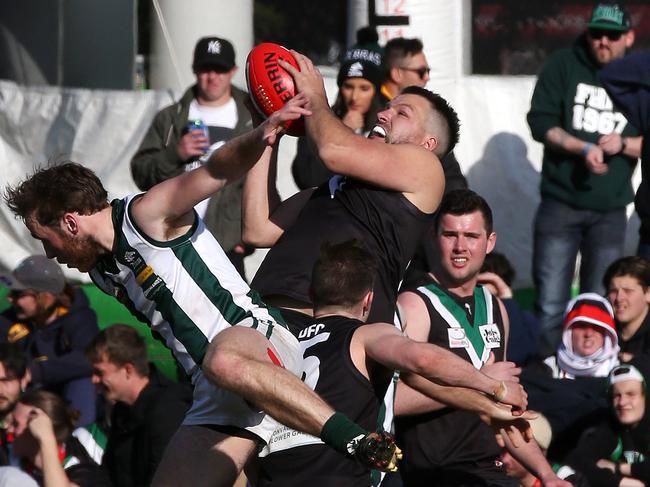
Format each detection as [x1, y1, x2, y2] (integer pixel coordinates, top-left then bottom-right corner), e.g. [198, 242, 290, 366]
[379, 37, 430, 104]
[0, 256, 99, 427]
[379, 37, 467, 283]
[566, 359, 650, 487]
[527, 2, 642, 357]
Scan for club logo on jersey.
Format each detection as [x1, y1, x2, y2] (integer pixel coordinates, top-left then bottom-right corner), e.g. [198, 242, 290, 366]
[298, 323, 325, 339]
[479, 323, 501, 349]
[447, 328, 469, 348]
[124, 251, 136, 263]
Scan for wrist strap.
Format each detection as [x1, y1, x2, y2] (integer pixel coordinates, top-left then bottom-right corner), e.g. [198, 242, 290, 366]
[581, 143, 594, 157]
[493, 381, 508, 402]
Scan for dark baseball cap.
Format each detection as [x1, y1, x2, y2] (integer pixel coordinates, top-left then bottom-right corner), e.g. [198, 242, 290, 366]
[193, 36, 236, 71]
[0, 255, 65, 294]
[587, 3, 631, 32]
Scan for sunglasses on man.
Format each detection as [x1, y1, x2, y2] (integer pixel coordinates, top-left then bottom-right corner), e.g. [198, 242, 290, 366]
[400, 66, 430, 80]
[588, 29, 624, 41]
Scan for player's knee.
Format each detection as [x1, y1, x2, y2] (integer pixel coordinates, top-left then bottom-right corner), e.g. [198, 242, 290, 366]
[202, 345, 243, 387]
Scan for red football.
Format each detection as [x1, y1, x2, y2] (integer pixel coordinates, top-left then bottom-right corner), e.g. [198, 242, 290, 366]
[246, 42, 305, 136]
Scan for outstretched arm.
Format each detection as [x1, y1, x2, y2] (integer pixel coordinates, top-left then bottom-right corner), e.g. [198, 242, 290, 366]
[355, 323, 527, 411]
[132, 94, 311, 239]
[395, 373, 534, 446]
[280, 52, 444, 214]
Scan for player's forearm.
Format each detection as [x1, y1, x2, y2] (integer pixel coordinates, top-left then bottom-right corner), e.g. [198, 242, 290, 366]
[404, 340, 502, 396]
[241, 144, 283, 247]
[205, 123, 272, 183]
[398, 373, 497, 416]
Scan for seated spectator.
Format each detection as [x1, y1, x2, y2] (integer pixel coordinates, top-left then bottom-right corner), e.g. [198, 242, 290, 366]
[604, 256, 650, 362]
[9, 389, 111, 487]
[0, 255, 99, 425]
[500, 413, 588, 486]
[85, 324, 192, 487]
[479, 252, 540, 365]
[0, 343, 31, 466]
[544, 293, 619, 379]
[291, 48, 383, 189]
[566, 358, 650, 487]
[521, 294, 617, 461]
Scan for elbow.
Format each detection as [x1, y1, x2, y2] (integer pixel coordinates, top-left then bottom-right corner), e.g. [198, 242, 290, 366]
[241, 226, 265, 248]
[317, 141, 344, 173]
[241, 224, 275, 248]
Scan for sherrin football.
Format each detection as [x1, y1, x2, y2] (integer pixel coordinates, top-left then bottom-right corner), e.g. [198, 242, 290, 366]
[246, 42, 305, 136]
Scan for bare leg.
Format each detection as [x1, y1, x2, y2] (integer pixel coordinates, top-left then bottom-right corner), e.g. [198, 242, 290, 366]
[202, 326, 333, 437]
[152, 425, 257, 487]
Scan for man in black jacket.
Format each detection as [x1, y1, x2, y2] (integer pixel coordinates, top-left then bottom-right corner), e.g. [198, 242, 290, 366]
[86, 324, 192, 487]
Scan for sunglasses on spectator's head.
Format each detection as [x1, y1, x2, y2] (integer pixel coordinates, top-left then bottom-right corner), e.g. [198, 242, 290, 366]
[400, 66, 431, 80]
[588, 29, 624, 41]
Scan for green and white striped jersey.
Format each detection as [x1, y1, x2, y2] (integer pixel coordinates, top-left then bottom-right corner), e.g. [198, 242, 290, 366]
[89, 194, 286, 375]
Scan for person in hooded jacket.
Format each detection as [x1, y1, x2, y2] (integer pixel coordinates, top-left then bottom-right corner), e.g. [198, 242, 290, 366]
[544, 293, 620, 379]
[566, 356, 650, 487]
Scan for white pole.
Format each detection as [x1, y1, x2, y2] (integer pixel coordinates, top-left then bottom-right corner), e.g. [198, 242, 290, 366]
[149, 0, 253, 91]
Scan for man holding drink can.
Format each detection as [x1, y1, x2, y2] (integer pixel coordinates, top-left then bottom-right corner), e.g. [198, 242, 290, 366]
[131, 36, 253, 279]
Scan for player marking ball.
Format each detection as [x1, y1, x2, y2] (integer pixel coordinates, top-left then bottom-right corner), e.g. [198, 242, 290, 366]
[246, 42, 305, 136]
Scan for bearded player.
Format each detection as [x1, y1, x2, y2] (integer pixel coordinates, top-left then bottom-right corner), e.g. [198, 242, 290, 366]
[4, 95, 400, 487]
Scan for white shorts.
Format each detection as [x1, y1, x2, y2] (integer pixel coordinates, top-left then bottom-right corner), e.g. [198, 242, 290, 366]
[182, 319, 303, 444]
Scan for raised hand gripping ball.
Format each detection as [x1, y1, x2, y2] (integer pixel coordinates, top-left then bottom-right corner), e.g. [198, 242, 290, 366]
[246, 42, 304, 136]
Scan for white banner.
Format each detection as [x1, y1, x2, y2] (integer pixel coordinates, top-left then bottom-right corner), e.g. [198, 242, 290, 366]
[0, 75, 640, 288]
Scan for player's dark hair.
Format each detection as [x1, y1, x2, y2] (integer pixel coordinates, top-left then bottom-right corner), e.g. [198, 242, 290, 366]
[5, 161, 109, 228]
[603, 256, 650, 290]
[401, 86, 460, 156]
[383, 37, 424, 69]
[0, 343, 28, 380]
[85, 324, 150, 377]
[481, 252, 516, 287]
[435, 189, 493, 235]
[311, 239, 377, 309]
